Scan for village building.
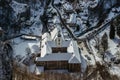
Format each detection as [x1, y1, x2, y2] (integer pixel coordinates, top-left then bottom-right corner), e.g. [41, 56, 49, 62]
[66, 13, 78, 32]
[35, 27, 81, 75]
[54, 0, 63, 7]
[75, 4, 82, 13]
[63, 2, 74, 14]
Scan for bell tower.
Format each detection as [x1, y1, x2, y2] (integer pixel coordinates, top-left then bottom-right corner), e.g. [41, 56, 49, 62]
[56, 30, 62, 47]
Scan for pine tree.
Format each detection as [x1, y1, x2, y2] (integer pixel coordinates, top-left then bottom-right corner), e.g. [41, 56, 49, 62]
[109, 22, 115, 39]
[116, 25, 120, 38]
[101, 33, 108, 52]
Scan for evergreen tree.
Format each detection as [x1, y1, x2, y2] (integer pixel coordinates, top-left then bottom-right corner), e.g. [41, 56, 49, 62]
[101, 33, 108, 51]
[109, 22, 115, 39]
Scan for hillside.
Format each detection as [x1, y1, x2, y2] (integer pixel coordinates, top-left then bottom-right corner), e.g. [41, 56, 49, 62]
[0, 0, 120, 80]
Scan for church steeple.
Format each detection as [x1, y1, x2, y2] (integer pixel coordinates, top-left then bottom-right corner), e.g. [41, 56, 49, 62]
[56, 30, 62, 47]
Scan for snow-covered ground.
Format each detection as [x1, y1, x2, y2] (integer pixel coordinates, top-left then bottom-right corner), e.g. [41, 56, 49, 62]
[88, 24, 120, 77]
[10, 0, 43, 59]
[12, 37, 40, 57]
[10, 1, 28, 16]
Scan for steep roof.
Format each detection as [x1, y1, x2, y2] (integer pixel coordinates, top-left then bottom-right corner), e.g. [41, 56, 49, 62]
[71, 40, 81, 63]
[69, 54, 80, 63]
[68, 13, 77, 24]
[36, 53, 72, 61]
[63, 2, 73, 11]
[36, 53, 81, 63]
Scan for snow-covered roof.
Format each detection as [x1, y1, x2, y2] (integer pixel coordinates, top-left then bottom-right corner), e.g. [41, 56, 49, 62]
[41, 32, 51, 42]
[40, 27, 81, 63]
[68, 13, 77, 24]
[50, 27, 58, 40]
[54, 0, 61, 5]
[21, 35, 37, 40]
[50, 27, 65, 40]
[36, 53, 72, 61]
[41, 40, 52, 57]
[69, 54, 80, 63]
[36, 53, 81, 63]
[53, 16, 61, 24]
[68, 40, 81, 63]
[63, 2, 73, 11]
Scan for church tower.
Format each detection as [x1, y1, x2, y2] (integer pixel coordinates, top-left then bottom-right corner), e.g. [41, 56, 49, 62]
[56, 30, 62, 47]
